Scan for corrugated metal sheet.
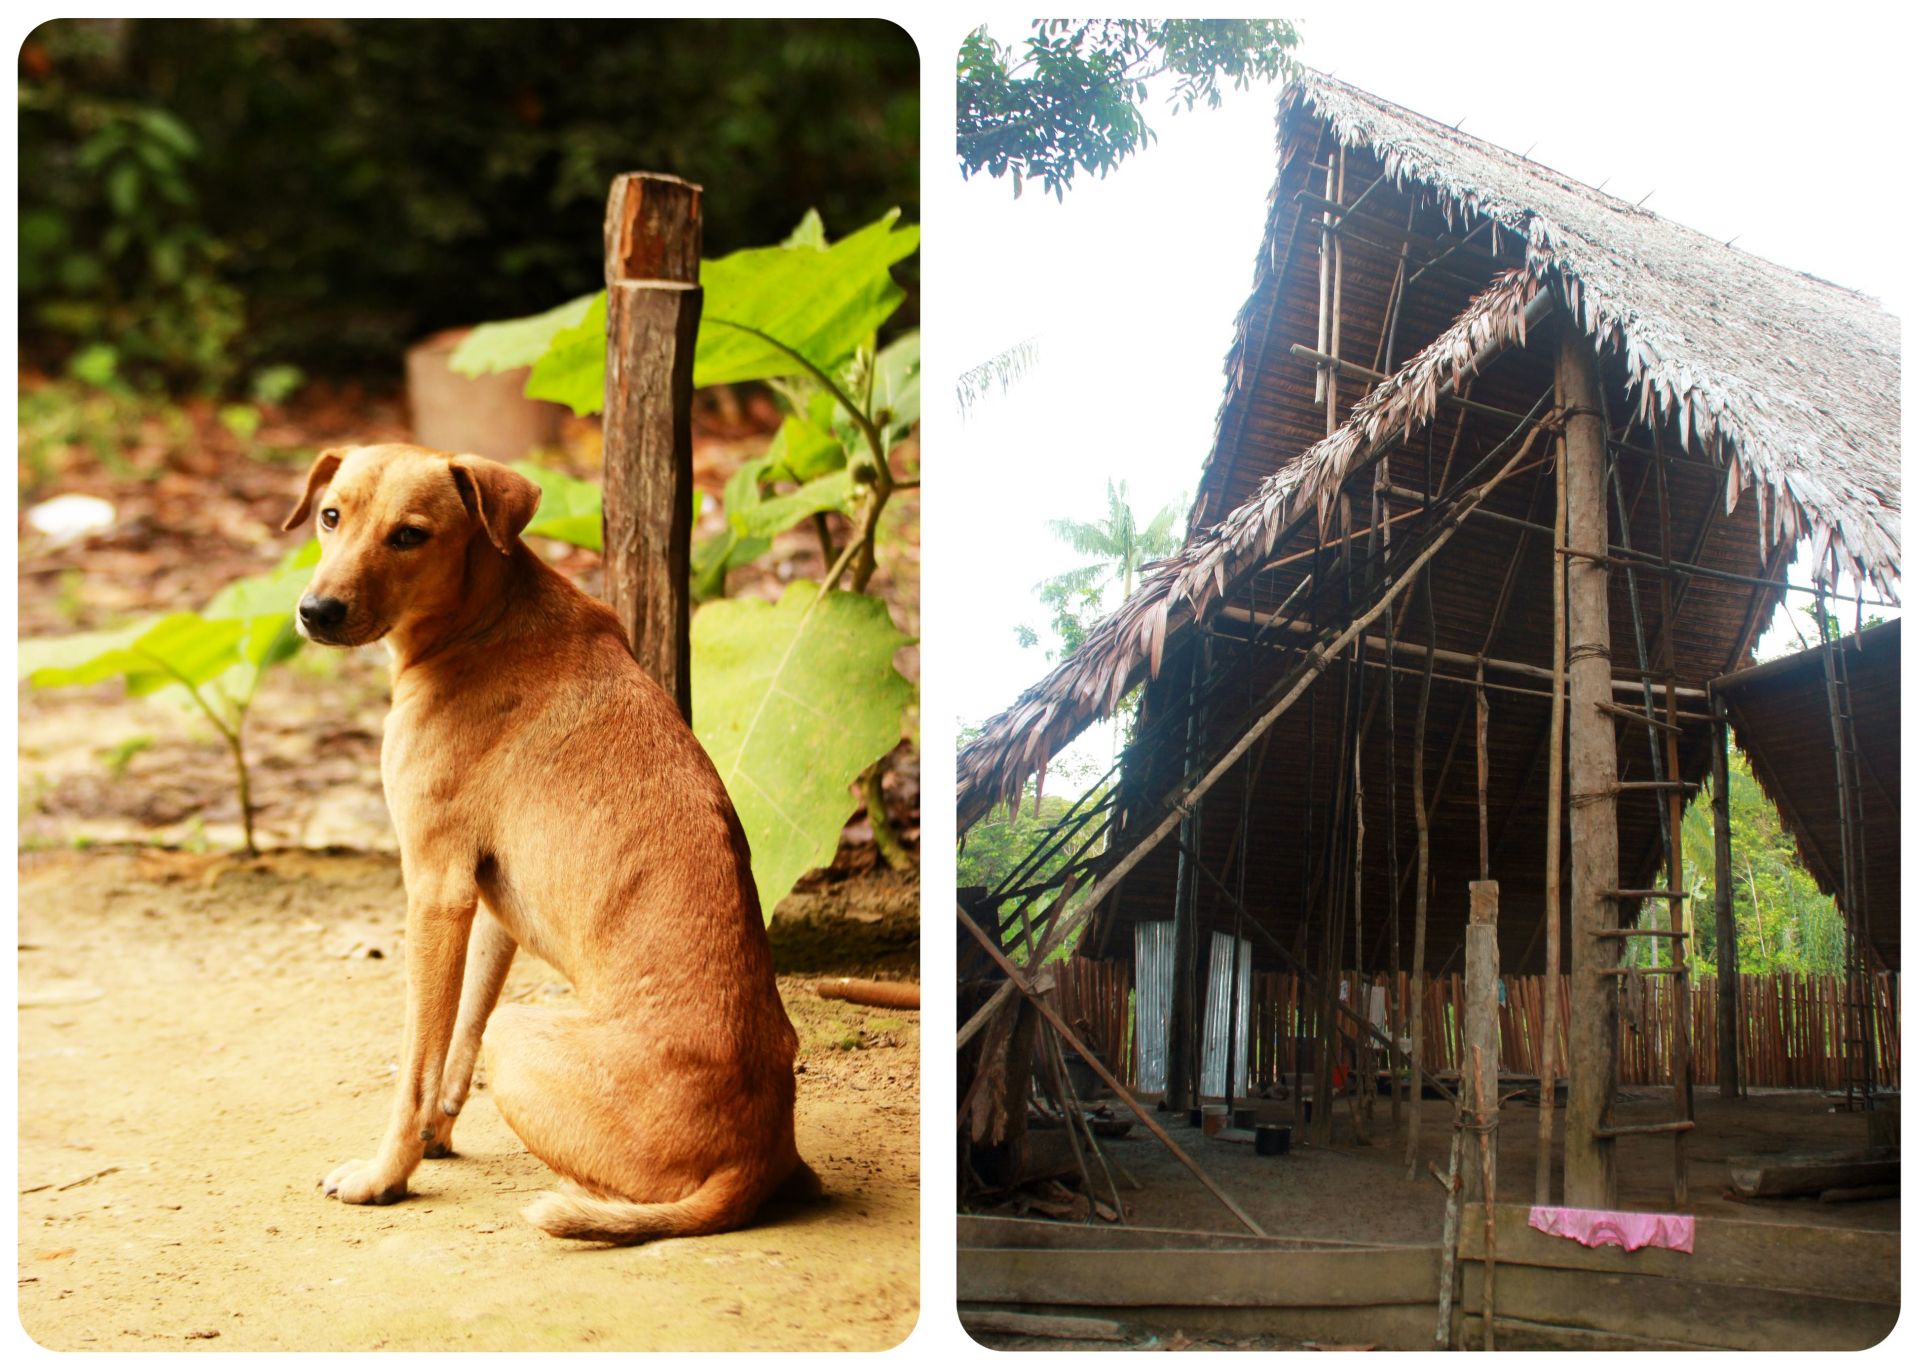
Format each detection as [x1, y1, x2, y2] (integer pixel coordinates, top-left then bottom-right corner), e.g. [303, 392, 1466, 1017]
[1202, 931, 1253, 1099]
[1133, 921, 1175, 1093]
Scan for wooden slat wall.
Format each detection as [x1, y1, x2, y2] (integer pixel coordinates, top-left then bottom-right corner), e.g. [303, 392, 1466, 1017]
[1456, 1204, 1899, 1351]
[1057, 959, 1900, 1091]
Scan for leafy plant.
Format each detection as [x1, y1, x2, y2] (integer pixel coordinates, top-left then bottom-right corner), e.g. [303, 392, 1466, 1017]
[20, 83, 245, 388]
[1663, 748, 1845, 977]
[451, 209, 920, 913]
[693, 583, 913, 916]
[958, 19, 1301, 199]
[20, 18, 918, 379]
[18, 541, 319, 855]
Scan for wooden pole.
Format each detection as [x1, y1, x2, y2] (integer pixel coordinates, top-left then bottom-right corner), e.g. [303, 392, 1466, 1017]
[601, 172, 702, 719]
[1472, 1043, 1497, 1352]
[1405, 573, 1435, 1178]
[1463, 881, 1500, 1203]
[1559, 327, 1620, 1208]
[1535, 425, 1568, 1203]
[1713, 692, 1739, 1097]
[1476, 662, 1490, 879]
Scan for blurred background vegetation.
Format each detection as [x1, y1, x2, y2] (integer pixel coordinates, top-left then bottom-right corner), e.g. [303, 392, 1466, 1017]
[19, 16, 919, 391]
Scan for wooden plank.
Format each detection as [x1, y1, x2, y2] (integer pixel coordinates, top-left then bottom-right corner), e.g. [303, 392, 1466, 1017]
[1459, 1262, 1897, 1351]
[959, 1309, 1126, 1342]
[1456, 1312, 1719, 1352]
[970, 1301, 1437, 1351]
[1458, 1204, 1899, 1302]
[957, 1245, 1442, 1309]
[956, 1215, 1377, 1252]
[1727, 1150, 1898, 1199]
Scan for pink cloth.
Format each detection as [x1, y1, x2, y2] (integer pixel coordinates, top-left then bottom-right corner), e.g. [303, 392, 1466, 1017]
[1528, 1205, 1695, 1254]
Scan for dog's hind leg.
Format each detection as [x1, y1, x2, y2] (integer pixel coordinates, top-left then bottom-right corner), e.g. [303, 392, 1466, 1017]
[428, 905, 517, 1157]
[483, 1002, 784, 1244]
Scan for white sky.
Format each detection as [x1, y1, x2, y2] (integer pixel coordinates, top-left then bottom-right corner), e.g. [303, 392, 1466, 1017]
[943, 6, 1913, 779]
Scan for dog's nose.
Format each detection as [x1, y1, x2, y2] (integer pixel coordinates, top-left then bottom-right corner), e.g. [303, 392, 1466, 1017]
[299, 595, 349, 632]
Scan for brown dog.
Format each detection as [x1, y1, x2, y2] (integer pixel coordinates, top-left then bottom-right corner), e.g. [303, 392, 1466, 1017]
[285, 441, 817, 1241]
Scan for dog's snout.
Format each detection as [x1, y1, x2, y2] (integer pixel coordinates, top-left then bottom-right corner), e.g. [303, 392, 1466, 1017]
[299, 594, 350, 633]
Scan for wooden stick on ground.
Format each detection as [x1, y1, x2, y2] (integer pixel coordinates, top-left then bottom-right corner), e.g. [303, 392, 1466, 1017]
[818, 978, 920, 1011]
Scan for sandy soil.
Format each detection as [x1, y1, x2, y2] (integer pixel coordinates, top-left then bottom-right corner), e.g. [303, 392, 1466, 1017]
[17, 849, 919, 1352]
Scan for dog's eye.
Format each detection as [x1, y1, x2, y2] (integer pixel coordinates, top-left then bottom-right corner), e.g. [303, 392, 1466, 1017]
[389, 525, 430, 550]
[319, 508, 340, 530]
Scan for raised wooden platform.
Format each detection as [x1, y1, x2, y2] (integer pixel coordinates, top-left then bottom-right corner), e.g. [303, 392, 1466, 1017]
[957, 1208, 1900, 1350]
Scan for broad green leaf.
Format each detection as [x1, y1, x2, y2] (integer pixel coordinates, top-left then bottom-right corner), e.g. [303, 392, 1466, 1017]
[731, 469, 855, 542]
[766, 412, 846, 484]
[692, 583, 910, 917]
[203, 539, 320, 621]
[698, 211, 919, 387]
[458, 212, 918, 417]
[691, 527, 770, 601]
[449, 292, 598, 378]
[523, 294, 609, 416]
[782, 209, 827, 249]
[512, 462, 603, 550]
[20, 613, 246, 693]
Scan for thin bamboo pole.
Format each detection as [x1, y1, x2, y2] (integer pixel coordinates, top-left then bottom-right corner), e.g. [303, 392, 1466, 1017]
[1405, 568, 1436, 1179]
[1535, 424, 1568, 1203]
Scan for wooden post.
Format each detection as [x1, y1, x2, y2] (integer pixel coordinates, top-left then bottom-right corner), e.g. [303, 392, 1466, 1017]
[1535, 425, 1568, 1203]
[1405, 576, 1435, 1177]
[1713, 692, 1739, 1097]
[1559, 328, 1620, 1208]
[1463, 881, 1500, 1203]
[601, 172, 702, 719]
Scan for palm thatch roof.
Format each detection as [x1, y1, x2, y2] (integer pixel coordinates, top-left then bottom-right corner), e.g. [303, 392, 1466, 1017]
[960, 71, 1901, 833]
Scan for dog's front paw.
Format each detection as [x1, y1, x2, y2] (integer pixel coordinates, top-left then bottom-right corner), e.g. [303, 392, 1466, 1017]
[321, 1157, 407, 1205]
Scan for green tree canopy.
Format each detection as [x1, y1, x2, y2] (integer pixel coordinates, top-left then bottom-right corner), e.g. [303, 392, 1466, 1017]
[957, 19, 1300, 200]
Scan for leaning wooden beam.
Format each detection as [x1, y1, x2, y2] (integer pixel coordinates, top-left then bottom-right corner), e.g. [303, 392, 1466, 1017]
[954, 903, 1268, 1238]
[1014, 401, 1554, 1012]
[1559, 328, 1621, 1209]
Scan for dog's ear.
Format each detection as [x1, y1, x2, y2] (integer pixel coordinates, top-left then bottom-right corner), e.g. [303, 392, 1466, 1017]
[450, 455, 543, 555]
[283, 447, 348, 531]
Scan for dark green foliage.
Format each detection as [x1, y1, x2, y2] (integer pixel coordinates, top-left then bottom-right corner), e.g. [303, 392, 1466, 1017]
[957, 19, 1299, 199]
[1674, 749, 1846, 976]
[20, 18, 918, 386]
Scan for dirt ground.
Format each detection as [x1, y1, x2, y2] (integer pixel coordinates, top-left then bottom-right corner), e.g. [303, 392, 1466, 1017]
[17, 849, 919, 1352]
[965, 1084, 1896, 1350]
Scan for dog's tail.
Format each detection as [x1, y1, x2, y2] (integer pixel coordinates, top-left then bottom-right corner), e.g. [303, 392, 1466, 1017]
[522, 1165, 773, 1245]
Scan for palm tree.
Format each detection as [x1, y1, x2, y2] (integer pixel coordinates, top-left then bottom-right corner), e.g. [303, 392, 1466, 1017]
[1046, 478, 1183, 607]
[1017, 478, 1185, 681]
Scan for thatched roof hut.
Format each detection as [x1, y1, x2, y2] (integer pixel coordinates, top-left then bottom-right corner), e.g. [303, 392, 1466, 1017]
[959, 71, 1901, 975]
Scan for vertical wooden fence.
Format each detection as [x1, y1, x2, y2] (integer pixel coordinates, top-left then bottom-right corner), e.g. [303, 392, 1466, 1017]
[1051, 959, 1900, 1093]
